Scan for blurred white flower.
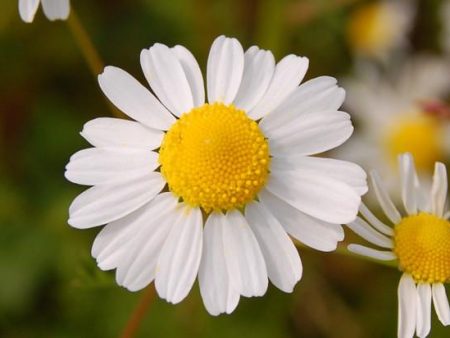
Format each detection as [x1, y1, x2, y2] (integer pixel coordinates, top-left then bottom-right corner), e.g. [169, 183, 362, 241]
[338, 55, 450, 193]
[347, 153, 450, 338]
[65, 35, 366, 315]
[19, 0, 70, 23]
[346, 0, 414, 60]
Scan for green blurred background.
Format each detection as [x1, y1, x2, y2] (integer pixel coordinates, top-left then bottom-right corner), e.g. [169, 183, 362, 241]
[0, 0, 448, 337]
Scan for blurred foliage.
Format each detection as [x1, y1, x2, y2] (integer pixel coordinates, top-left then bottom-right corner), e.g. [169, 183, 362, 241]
[0, 0, 449, 337]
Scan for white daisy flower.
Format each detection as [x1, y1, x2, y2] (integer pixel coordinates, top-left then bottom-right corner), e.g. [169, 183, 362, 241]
[19, 0, 70, 23]
[65, 35, 367, 315]
[346, 0, 414, 60]
[347, 153, 450, 338]
[337, 55, 450, 194]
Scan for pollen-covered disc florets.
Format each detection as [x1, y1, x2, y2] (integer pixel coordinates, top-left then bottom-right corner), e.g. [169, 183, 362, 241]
[394, 213, 450, 283]
[159, 102, 270, 212]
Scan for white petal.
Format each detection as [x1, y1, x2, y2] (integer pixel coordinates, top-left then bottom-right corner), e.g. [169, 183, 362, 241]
[65, 148, 158, 186]
[41, 0, 69, 21]
[359, 203, 394, 236]
[259, 189, 344, 252]
[98, 66, 175, 130]
[245, 201, 302, 292]
[399, 153, 418, 215]
[416, 283, 432, 338]
[80, 118, 163, 150]
[233, 46, 275, 113]
[271, 156, 367, 195]
[249, 55, 309, 120]
[260, 76, 345, 133]
[267, 168, 361, 224]
[68, 173, 165, 228]
[206, 36, 244, 104]
[199, 213, 240, 315]
[222, 210, 268, 297]
[172, 45, 205, 107]
[398, 274, 418, 338]
[431, 162, 447, 217]
[265, 111, 353, 156]
[155, 206, 203, 304]
[370, 170, 402, 224]
[116, 193, 179, 291]
[19, 0, 40, 23]
[140, 44, 194, 116]
[432, 283, 450, 325]
[347, 244, 396, 261]
[346, 217, 393, 249]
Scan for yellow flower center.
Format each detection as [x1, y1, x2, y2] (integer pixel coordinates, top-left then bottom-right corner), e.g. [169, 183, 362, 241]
[394, 213, 450, 283]
[384, 114, 444, 172]
[159, 103, 270, 213]
[347, 2, 394, 56]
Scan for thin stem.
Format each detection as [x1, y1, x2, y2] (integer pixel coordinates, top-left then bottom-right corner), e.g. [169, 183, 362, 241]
[66, 8, 123, 118]
[119, 285, 156, 338]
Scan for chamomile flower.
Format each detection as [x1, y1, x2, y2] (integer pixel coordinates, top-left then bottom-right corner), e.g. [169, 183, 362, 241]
[19, 0, 70, 23]
[347, 153, 450, 338]
[338, 55, 450, 193]
[346, 0, 414, 60]
[65, 35, 367, 315]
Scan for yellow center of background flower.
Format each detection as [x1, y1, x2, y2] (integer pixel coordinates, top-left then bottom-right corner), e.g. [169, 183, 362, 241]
[385, 114, 443, 172]
[159, 103, 270, 213]
[394, 213, 450, 283]
[346, 2, 394, 56]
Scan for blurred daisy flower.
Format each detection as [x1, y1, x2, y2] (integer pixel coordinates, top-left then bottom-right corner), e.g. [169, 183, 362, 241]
[347, 153, 450, 338]
[346, 0, 414, 60]
[65, 35, 366, 315]
[19, 0, 70, 23]
[338, 55, 450, 193]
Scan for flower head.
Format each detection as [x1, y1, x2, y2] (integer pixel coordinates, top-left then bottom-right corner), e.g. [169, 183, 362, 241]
[19, 0, 70, 23]
[66, 35, 366, 315]
[347, 153, 450, 337]
[338, 55, 450, 193]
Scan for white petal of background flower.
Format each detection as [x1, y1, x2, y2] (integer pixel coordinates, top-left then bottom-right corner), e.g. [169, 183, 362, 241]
[347, 244, 396, 261]
[98, 66, 175, 130]
[80, 117, 163, 150]
[65, 148, 158, 186]
[259, 76, 344, 133]
[265, 111, 353, 156]
[68, 172, 165, 228]
[141, 44, 195, 116]
[259, 190, 344, 252]
[399, 153, 418, 215]
[172, 45, 205, 108]
[41, 0, 69, 21]
[222, 210, 268, 297]
[346, 217, 393, 248]
[249, 54, 309, 120]
[155, 206, 203, 304]
[398, 274, 418, 338]
[432, 283, 450, 325]
[19, 0, 40, 23]
[245, 201, 302, 292]
[370, 170, 402, 223]
[199, 213, 240, 316]
[416, 283, 432, 338]
[267, 168, 360, 224]
[431, 162, 448, 217]
[233, 46, 275, 113]
[207, 36, 244, 104]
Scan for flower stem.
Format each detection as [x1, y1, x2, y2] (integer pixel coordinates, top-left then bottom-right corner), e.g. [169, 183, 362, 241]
[66, 8, 123, 118]
[119, 285, 156, 338]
